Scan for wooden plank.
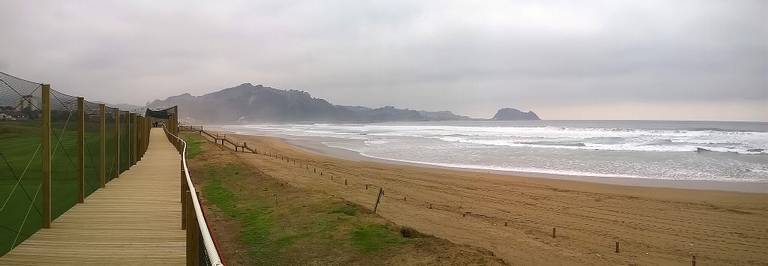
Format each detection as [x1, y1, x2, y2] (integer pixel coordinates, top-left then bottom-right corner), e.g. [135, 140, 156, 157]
[0, 128, 185, 265]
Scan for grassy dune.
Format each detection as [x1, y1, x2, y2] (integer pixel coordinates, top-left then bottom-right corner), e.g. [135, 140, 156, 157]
[183, 133, 503, 265]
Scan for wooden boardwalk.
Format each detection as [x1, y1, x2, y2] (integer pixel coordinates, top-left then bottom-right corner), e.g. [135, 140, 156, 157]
[0, 128, 185, 265]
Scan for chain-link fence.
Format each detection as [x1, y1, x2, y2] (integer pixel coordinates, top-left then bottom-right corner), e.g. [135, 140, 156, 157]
[0, 72, 149, 256]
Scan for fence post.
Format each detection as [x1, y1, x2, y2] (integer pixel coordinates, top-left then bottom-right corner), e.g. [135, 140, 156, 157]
[186, 190, 201, 266]
[128, 113, 134, 167]
[133, 114, 137, 164]
[373, 188, 384, 213]
[99, 104, 106, 188]
[115, 109, 120, 177]
[133, 114, 138, 162]
[77, 97, 85, 203]
[41, 84, 51, 228]
[135, 116, 140, 161]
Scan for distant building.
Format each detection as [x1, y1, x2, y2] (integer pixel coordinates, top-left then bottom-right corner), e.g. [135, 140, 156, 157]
[0, 112, 15, 120]
[1, 105, 31, 120]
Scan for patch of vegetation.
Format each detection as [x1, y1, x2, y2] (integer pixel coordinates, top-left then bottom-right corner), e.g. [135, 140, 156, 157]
[203, 176, 238, 215]
[181, 133, 205, 159]
[329, 203, 358, 216]
[351, 224, 407, 253]
[187, 133, 499, 265]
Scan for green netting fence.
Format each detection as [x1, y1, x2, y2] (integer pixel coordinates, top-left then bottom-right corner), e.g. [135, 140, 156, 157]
[49, 89, 78, 220]
[0, 72, 149, 256]
[119, 111, 129, 173]
[105, 107, 117, 182]
[84, 101, 101, 197]
[0, 72, 43, 258]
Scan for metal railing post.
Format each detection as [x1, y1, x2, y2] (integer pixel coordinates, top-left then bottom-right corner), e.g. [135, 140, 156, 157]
[41, 84, 51, 228]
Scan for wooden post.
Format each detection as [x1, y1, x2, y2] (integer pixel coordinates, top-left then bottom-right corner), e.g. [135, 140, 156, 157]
[77, 97, 85, 203]
[115, 109, 120, 177]
[692, 255, 696, 266]
[99, 104, 106, 188]
[41, 84, 51, 228]
[132, 114, 137, 164]
[126, 112, 131, 168]
[615, 241, 619, 253]
[373, 188, 384, 213]
[129, 113, 135, 166]
[136, 116, 140, 160]
[552, 227, 556, 238]
[185, 190, 200, 266]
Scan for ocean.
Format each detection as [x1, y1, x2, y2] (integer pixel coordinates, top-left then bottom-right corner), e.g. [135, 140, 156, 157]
[222, 120, 768, 183]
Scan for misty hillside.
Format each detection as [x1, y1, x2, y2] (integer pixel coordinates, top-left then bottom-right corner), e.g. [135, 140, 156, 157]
[147, 83, 471, 123]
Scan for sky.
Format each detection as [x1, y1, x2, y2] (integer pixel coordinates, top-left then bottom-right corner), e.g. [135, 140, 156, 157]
[1, 0, 766, 121]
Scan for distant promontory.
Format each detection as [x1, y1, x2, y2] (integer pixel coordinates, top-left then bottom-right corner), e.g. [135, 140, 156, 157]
[492, 108, 540, 120]
[148, 83, 471, 123]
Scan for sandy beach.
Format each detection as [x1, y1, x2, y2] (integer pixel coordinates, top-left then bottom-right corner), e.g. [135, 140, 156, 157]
[212, 131, 768, 265]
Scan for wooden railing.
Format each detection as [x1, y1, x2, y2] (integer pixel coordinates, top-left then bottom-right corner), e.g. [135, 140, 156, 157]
[164, 126, 225, 266]
[180, 125, 258, 154]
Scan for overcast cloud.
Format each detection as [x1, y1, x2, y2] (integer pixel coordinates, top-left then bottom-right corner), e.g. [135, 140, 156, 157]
[1, 0, 766, 121]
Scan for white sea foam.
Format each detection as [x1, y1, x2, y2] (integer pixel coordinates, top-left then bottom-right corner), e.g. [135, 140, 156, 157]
[223, 121, 768, 183]
[229, 123, 768, 154]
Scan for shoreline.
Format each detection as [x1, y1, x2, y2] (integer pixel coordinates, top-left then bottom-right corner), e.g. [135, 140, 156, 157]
[203, 129, 768, 265]
[215, 126, 767, 193]
[285, 137, 768, 194]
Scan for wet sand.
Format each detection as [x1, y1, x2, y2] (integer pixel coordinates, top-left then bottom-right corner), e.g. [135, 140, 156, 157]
[211, 131, 768, 265]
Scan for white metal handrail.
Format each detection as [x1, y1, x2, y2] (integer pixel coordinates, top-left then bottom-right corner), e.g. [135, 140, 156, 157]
[163, 127, 223, 266]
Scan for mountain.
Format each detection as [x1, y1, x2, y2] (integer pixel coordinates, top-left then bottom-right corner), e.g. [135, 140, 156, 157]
[147, 83, 470, 123]
[492, 108, 541, 120]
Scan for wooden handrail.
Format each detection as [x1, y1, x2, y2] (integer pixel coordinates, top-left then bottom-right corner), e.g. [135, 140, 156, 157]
[164, 127, 225, 266]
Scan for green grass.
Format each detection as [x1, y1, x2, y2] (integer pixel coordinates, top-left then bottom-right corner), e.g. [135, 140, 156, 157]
[182, 134, 205, 159]
[186, 138, 427, 265]
[198, 161, 410, 264]
[351, 224, 407, 253]
[329, 203, 358, 216]
[201, 163, 281, 263]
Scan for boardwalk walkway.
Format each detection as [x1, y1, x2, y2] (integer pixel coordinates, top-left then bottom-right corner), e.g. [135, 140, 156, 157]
[0, 128, 185, 265]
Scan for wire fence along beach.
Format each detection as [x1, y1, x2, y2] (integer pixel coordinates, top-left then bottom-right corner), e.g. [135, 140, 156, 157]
[182, 125, 721, 265]
[0, 72, 150, 256]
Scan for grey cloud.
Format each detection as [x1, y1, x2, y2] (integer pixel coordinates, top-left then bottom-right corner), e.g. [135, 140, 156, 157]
[0, 0, 765, 120]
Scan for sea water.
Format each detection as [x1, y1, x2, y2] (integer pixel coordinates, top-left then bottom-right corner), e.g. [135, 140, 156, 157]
[223, 120, 768, 183]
